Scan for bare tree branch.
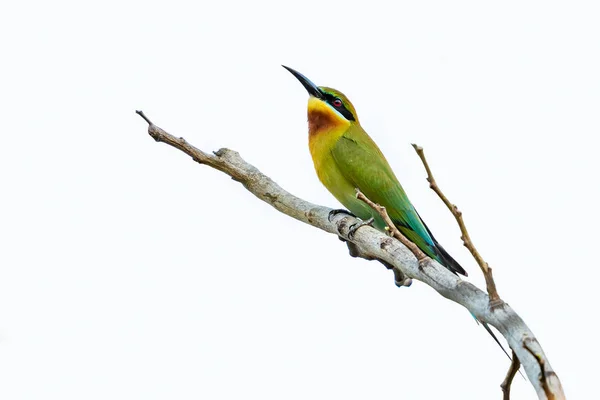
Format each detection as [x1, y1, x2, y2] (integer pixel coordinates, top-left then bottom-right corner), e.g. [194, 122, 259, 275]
[409, 144, 515, 396]
[411, 144, 501, 304]
[525, 338, 560, 400]
[355, 165, 524, 397]
[502, 350, 522, 400]
[136, 111, 565, 400]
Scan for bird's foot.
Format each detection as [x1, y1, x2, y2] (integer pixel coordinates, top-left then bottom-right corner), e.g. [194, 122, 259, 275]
[378, 260, 412, 287]
[393, 268, 413, 287]
[328, 208, 357, 222]
[348, 217, 375, 239]
[345, 241, 364, 258]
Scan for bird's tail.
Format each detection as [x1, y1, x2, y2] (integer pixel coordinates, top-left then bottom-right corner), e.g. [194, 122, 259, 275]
[478, 319, 524, 380]
[413, 212, 467, 276]
[432, 239, 468, 276]
[479, 320, 512, 361]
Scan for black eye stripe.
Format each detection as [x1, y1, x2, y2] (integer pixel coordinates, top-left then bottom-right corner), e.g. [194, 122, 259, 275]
[323, 93, 355, 121]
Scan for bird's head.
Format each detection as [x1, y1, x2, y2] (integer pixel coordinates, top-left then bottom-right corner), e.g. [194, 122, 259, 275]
[283, 65, 359, 136]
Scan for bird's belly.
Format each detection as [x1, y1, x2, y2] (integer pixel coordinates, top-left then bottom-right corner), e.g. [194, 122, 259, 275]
[312, 152, 383, 226]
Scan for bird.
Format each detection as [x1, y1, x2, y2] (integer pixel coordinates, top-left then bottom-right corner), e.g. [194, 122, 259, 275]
[282, 65, 466, 276]
[283, 65, 518, 364]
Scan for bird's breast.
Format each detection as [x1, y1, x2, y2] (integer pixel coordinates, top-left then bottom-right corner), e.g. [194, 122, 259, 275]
[308, 108, 338, 137]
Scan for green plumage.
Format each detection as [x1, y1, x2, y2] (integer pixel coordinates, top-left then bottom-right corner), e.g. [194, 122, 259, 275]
[327, 124, 466, 276]
[281, 65, 465, 275]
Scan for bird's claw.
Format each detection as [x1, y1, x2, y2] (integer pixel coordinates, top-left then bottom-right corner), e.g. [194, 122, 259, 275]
[348, 217, 375, 239]
[393, 269, 413, 287]
[328, 208, 356, 222]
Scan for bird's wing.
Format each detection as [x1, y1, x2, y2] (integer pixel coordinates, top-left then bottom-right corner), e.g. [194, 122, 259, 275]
[330, 130, 438, 258]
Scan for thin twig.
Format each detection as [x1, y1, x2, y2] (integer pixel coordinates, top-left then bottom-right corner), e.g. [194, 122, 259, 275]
[355, 189, 428, 261]
[411, 144, 501, 304]
[501, 350, 522, 400]
[136, 110, 153, 126]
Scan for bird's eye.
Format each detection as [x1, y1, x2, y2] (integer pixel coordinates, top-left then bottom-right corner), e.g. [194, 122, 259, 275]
[332, 99, 342, 107]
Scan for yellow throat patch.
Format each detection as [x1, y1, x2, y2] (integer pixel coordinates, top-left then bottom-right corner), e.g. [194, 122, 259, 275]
[307, 96, 351, 137]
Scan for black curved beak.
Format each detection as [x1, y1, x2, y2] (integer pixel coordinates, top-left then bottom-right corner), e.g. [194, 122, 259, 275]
[282, 65, 324, 99]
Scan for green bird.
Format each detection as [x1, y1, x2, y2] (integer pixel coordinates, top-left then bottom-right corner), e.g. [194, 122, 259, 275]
[283, 66, 517, 362]
[283, 65, 466, 276]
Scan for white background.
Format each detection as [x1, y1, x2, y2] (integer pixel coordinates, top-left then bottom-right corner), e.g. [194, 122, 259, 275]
[1, 1, 598, 399]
